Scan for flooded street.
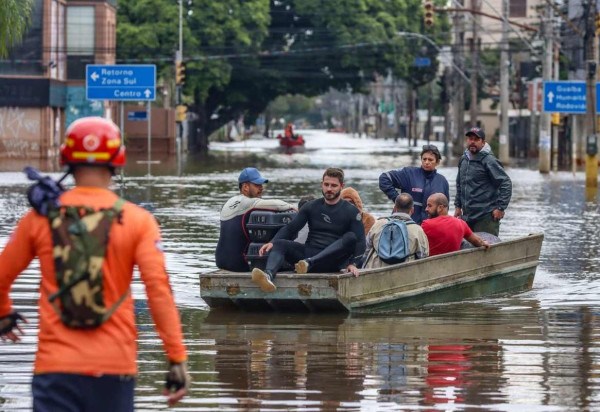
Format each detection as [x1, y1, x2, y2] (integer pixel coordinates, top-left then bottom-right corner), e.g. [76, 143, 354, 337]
[1, 130, 600, 410]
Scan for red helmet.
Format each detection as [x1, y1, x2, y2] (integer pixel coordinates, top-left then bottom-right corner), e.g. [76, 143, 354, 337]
[60, 117, 126, 168]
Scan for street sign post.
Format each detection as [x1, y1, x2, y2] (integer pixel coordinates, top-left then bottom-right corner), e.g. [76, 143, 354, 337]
[86, 64, 156, 101]
[543, 81, 586, 114]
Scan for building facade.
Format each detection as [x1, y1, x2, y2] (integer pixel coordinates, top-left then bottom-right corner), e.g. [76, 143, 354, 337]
[0, 0, 116, 160]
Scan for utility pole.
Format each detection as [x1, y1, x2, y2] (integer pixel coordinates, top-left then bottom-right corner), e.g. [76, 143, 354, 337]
[585, 0, 598, 190]
[498, 0, 510, 164]
[452, 2, 466, 156]
[175, 0, 184, 160]
[469, 0, 481, 128]
[539, 4, 553, 173]
[443, 67, 452, 160]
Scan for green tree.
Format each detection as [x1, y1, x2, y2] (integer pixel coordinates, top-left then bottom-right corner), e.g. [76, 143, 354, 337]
[117, 0, 449, 152]
[0, 0, 33, 58]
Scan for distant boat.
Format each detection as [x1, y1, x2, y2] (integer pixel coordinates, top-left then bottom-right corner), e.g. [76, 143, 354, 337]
[276, 132, 305, 153]
[200, 233, 544, 313]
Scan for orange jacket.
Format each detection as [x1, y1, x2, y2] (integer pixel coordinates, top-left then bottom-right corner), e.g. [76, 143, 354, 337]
[0, 187, 187, 375]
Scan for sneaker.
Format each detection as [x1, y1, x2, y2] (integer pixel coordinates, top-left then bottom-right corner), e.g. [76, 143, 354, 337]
[251, 268, 276, 293]
[295, 259, 311, 274]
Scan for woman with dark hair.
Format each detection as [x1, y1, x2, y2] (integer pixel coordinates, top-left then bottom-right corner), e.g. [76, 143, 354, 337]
[379, 144, 449, 224]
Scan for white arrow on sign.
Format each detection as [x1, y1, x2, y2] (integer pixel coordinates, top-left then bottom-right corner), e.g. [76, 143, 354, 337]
[547, 91, 554, 103]
[144, 89, 151, 98]
[90, 72, 99, 82]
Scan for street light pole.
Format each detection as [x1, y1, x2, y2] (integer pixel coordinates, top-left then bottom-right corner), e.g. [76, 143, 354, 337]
[538, 4, 553, 173]
[176, 0, 183, 162]
[498, 0, 510, 164]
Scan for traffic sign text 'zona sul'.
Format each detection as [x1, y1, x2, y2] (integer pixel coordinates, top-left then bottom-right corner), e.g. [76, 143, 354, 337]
[86, 65, 156, 101]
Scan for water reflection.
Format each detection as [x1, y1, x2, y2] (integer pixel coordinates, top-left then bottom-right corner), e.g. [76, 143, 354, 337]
[1, 131, 600, 409]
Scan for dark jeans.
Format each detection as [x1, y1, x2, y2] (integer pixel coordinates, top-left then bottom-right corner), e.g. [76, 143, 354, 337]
[468, 213, 500, 237]
[32, 373, 135, 412]
[266, 232, 357, 277]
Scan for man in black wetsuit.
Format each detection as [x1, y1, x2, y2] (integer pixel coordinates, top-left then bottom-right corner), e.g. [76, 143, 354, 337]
[215, 167, 295, 272]
[251, 167, 366, 293]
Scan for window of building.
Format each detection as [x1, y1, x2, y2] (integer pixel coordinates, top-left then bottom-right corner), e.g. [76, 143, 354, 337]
[67, 6, 95, 55]
[67, 6, 95, 79]
[509, 0, 527, 18]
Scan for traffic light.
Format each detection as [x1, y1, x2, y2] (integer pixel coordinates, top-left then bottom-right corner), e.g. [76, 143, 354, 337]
[596, 14, 600, 35]
[424, 1, 434, 28]
[176, 105, 187, 122]
[175, 61, 186, 85]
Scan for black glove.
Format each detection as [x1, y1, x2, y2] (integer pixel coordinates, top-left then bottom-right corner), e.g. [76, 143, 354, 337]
[0, 312, 25, 336]
[165, 361, 191, 392]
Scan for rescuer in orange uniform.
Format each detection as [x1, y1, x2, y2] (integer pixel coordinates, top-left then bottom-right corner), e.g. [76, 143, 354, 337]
[0, 117, 189, 410]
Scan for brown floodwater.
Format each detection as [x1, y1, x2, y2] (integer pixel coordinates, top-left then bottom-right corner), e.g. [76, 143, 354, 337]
[1, 131, 600, 411]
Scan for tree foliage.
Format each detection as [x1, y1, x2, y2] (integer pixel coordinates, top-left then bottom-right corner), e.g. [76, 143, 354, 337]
[0, 0, 33, 58]
[117, 0, 450, 150]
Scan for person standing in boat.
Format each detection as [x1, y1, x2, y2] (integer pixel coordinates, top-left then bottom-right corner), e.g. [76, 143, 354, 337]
[0, 117, 189, 409]
[454, 127, 512, 236]
[422, 193, 490, 256]
[216, 167, 295, 272]
[379, 144, 449, 225]
[251, 167, 366, 293]
[363, 193, 429, 269]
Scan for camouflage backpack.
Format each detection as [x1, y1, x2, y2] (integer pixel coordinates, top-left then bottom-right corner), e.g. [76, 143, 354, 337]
[47, 199, 127, 329]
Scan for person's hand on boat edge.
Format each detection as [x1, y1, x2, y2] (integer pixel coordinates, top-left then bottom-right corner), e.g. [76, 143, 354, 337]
[164, 360, 191, 406]
[259, 242, 273, 256]
[345, 264, 360, 277]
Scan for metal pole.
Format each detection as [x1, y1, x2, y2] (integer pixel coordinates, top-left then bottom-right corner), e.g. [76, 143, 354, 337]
[452, 7, 465, 157]
[176, 0, 183, 165]
[498, 0, 510, 164]
[584, 0, 598, 191]
[539, 5, 553, 173]
[147, 100, 152, 177]
[120, 102, 124, 140]
[469, 0, 481, 128]
[179, 0, 183, 58]
[551, 45, 560, 172]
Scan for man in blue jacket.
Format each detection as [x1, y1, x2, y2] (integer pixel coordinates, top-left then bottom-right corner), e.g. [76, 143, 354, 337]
[454, 127, 512, 236]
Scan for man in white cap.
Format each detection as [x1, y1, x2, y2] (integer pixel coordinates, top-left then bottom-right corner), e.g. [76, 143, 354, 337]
[215, 167, 295, 272]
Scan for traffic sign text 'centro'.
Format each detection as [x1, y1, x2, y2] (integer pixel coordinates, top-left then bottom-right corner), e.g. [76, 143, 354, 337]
[86, 65, 156, 101]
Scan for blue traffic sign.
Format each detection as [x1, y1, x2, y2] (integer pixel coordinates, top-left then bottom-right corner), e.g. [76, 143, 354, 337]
[127, 111, 148, 121]
[413, 57, 431, 67]
[86, 64, 156, 101]
[543, 81, 586, 113]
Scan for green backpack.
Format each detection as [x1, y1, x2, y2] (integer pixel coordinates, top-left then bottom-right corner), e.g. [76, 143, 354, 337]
[47, 199, 128, 329]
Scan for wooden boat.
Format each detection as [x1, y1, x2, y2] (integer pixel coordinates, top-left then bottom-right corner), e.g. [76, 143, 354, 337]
[199, 233, 544, 313]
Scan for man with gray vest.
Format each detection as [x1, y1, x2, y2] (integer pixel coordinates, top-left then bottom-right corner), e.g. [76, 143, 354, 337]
[216, 167, 295, 272]
[455, 127, 512, 236]
[362, 193, 429, 269]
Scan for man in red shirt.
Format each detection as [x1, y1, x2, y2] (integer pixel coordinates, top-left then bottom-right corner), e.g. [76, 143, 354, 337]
[422, 193, 489, 256]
